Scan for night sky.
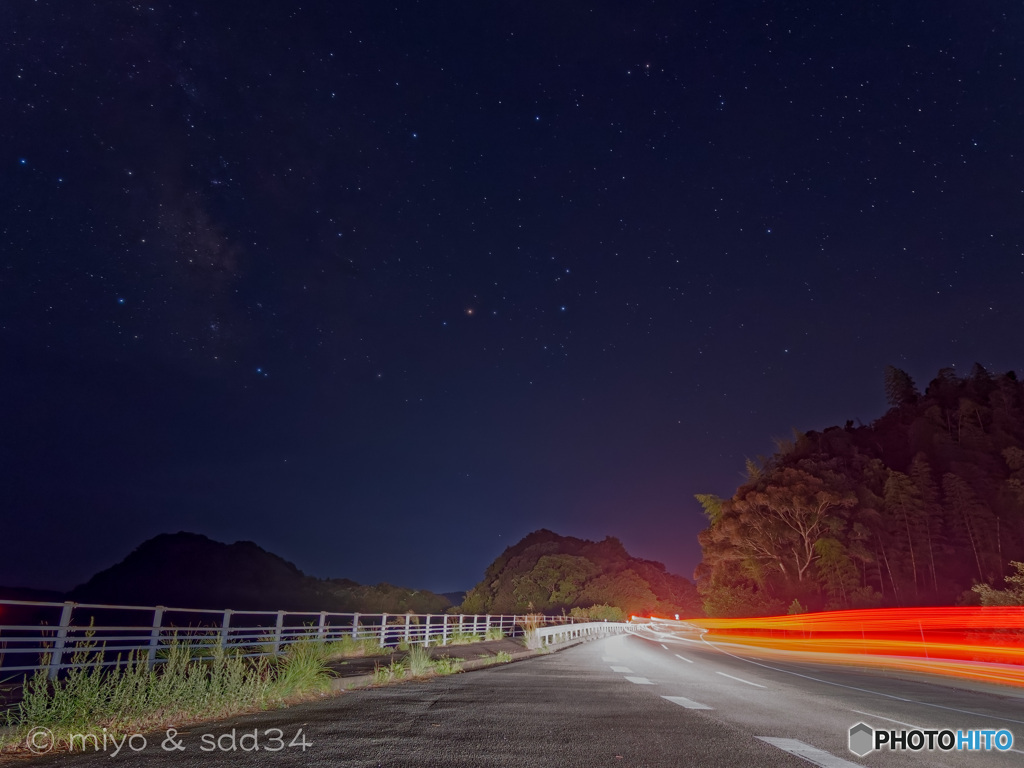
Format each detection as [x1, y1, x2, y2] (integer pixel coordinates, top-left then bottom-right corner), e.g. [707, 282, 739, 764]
[4, 3, 1023, 595]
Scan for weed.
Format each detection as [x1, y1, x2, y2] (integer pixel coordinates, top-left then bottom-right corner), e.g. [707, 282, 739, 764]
[430, 656, 463, 675]
[372, 660, 407, 684]
[484, 627, 504, 641]
[0, 638, 336, 754]
[269, 640, 334, 700]
[322, 636, 387, 659]
[517, 614, 545, 650]
[476, 651, 513, 667]
[445, 630, 482, 646]
[405, 645, 433, 677]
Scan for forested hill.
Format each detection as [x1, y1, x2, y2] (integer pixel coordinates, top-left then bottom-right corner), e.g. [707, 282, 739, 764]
[460, 529, 702, 619]
[696, 365, 1024, 617]
[68, 532, 452, 614]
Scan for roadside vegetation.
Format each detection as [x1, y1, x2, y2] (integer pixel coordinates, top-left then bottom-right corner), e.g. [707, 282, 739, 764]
[371, 645, 466, 685]
[0, 625, 519, 754]
[0, 639, 333, 754]
[695, 366, 1024, 616]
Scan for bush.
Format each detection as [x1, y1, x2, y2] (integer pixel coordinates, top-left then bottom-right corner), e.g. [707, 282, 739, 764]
[569, 604, 626, 622]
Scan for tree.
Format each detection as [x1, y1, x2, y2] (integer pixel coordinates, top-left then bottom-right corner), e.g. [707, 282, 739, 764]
[814, 537, 859, 609]
[884, 365, 919, 408]
[730, 467, 857, 585]
[943, 472, 992, 582]
[972, 561, 1024, 606]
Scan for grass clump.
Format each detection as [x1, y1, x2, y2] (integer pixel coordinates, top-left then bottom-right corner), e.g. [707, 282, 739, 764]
[405, 645, 433, 677]
[484, 627, 504, 641]
[430, 656, 463, 675]
[0, 639, 335, 755]
[445, 630, 482, 646]
[372, 660, 407, 685]
[269, 640, 334, 699]
[322, 636, 388, 659]
[517, 614, 545, 650]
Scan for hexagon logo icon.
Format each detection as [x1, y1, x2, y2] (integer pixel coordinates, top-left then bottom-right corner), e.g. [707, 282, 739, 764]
[849, 722, 874, 757]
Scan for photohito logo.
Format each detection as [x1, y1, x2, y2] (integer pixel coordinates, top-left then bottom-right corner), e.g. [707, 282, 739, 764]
[848, 722, 1014, 756]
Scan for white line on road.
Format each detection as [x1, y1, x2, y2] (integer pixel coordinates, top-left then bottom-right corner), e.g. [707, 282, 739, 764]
[610, 666, 634, 673]
[674, 654, 693, 664]
[757, 737, 860, 768]
[601, 657, 619, 662]
[700, 632, 1024, 727]
[849, 709, 919, 729]
[625, 676, 655, 685]
[716, 671, 766, 688]
[662, 695, 713, 710]
[660, 643, 668, 649]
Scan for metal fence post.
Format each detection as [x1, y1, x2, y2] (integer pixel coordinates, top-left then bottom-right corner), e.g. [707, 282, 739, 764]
[442, 615, 449, 646]
[318, 611, 328, 641]
[424, 614, 432, 646]
[47, 601, 75, 680]
[220, 609, 233, 652]
[352, 612, 360, 640]
[273, 611, 286, 655]
[485, 614, 491, 635]
[458, 614, 465, 634]
[380, 613, 388, 647]
[147, 606, 164, 669]
[404, 614, 411, 644]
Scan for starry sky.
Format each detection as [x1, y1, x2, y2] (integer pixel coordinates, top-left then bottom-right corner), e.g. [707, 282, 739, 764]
[3, 2, 1023, 595]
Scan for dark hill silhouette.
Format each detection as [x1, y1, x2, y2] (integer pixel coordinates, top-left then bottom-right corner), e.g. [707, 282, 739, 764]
[460, 529, 702, 617]
[67, 532, 451, 613]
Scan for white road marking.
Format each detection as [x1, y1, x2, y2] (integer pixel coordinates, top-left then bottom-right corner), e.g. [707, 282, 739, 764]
[662, 695, 712, 710]
[660, 643, 669, 649]
[624, 676, 654, 685]
[716, 671, 766, 688]
[610, 666, 634, 673]
[849, 709, 919, 729]
[757, 737, 860, 768]
[674, 653, 693, 664]
[700, 632, 1024, 727]
[601, 656, 619, 662]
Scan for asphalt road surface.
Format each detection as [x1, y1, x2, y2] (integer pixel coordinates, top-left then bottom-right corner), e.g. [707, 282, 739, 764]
[22, 626, 1024, 767]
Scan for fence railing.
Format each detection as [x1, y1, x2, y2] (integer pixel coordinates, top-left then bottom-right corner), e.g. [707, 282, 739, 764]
[534, 621, 637, 647]
[0, 599, 595, 681]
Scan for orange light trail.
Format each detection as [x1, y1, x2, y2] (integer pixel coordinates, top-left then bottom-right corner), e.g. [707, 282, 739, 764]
[667, 607, 1024, 687]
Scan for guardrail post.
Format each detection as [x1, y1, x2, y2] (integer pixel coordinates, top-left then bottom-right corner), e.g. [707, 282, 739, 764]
[442, 615, 449, 646]
[47, 601, 75, 680]
[484, 614, 491, 635]
[380, 613, 388, 647]
[424, 614, 432, 646]
[272, 611, 286, 655]
[404, 614, 411, 644]
[458, 614, 465, 634]
[147, 606, 164, 669]
[220, 609, 233, 652]
[318, 611, 328, 640]
[352, 612, 360, 640]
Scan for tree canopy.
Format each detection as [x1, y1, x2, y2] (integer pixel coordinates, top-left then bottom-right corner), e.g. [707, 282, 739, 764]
[460, 529, 702, 617]
[696, 365, 1024, 616]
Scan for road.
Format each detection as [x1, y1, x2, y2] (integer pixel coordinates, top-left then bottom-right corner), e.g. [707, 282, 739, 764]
[23, 626, 1024, 767]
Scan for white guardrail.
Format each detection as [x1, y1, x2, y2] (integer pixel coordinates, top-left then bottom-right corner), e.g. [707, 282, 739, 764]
[533, 621, 637, 647]
[0, 599, 635, 682]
